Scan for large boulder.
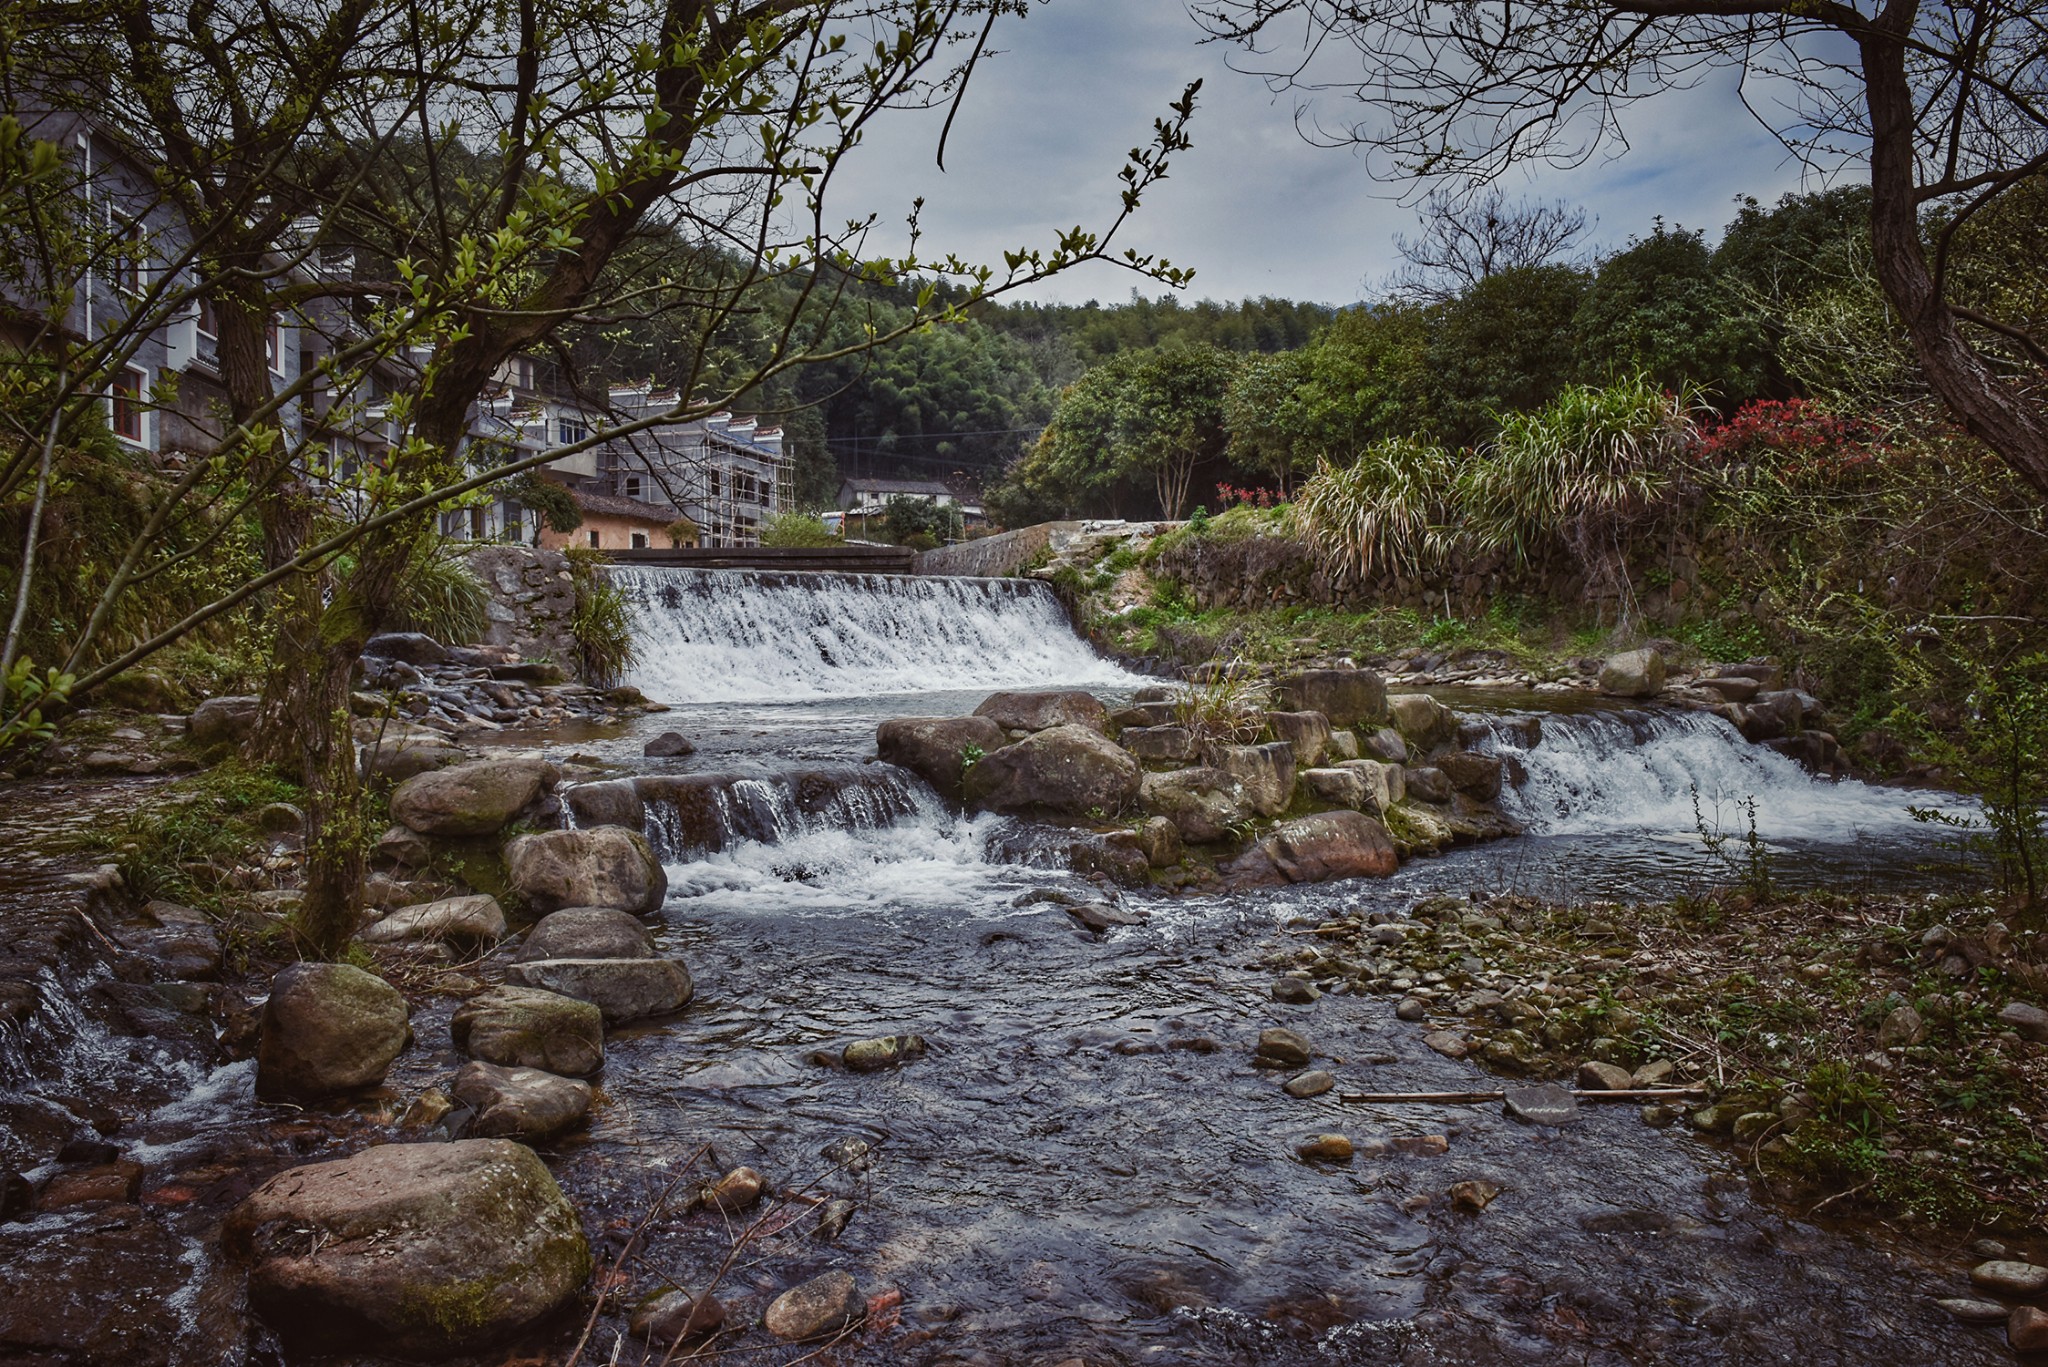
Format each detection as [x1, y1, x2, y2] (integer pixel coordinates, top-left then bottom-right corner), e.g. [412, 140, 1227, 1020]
[504, 826, 667, 915]
[189, 696, 260, 750]
[390, 757, 553, 837]
[450, 1061, 593, 1142]
[515, 907, 656, 963]
[361, 737, 467, 786]
[222, 1139, 590, 1358]
[1736, 689, 1805, 742]
[506, 958, 693, 1025]
[1138, 767, 1255, 843]
[1273, 668, 1386, 727]
[451, 986, 604, 1077]
[1403, 766, 1454, 805]
[362, 632, 449, 667]
[360, 895, 507, 949]
[875, 715, 1008, 803]
[1209, 742, 1297, 818]
[972, 689, 1108, 734]
[1599, 648, 1666, 698]
[1436, 751, 1504, 802]
[1224, 811, 1399, 887]
[961, 725, 1140, 816]
[256, 964, 410, 1102]
[1360, 727, 1408, 764]
[1385, 693, 1457, 749]
[1265, 711, 1333, 768]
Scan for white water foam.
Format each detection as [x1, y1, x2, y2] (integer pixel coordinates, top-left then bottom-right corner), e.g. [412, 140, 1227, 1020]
[612, 566, 1137, 703]
[1478, 708, 1940, 840]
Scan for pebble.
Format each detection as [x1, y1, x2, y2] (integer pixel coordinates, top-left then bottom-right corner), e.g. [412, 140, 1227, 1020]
[1255, 1027, 1313, 1068]
[1971, 1261, 2048, 1297]
[1640, 1104, 1679, 1128]
[1503, 1084, 1579, 1126]
[1395, 997, 1427, 1022]
[702, 1166, 764, 1212]
[765, 1270, 865, 1342]
[1271, 977, 1320, 1004]
[643, 731, 696, 757]
[2012, 1306, 2048, 1352]
[1421, 1031, 1468, 1059]
[1971, 1238, 2010, 1260]
[821, 1136, 873, 1172]
[1283, 1070, 1335, 1099]
[816, 1198, 856, 1241]
[1999, 1001, 2048, 1043]
[1449, 1179, 1501, 1213]
[1297, 1134, 1353, 1162]
[1934, 1298, 2011, 1325]
[1632, 1059, 1676, 1088]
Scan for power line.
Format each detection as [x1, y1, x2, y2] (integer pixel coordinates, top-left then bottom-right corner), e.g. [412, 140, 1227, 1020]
[822, 425, 1042, 445]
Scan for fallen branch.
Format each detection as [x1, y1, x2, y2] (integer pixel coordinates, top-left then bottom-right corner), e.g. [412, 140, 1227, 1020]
[1338, 1087, 1708, 1105]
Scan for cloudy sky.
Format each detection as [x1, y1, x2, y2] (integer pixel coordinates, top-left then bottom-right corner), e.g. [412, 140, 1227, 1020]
[832, 3, 1846, 306]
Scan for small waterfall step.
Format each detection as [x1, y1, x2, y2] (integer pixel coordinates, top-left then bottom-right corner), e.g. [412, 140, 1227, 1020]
[611, 566, 1133, 704]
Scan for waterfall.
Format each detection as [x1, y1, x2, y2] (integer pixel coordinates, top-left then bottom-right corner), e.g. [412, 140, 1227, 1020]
[610, 566, 1136, 703]
[1472, 707, 1935, 840]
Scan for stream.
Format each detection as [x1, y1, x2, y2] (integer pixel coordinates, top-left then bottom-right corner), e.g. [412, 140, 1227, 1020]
[0, 567, 2011, 1365]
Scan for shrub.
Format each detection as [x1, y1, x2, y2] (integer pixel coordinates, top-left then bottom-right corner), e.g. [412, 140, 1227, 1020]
[385, 543, 492, 646]
[881, 495, 963, 546]
[759, 511, 841, 548]
[1295, 436, 1459, 579]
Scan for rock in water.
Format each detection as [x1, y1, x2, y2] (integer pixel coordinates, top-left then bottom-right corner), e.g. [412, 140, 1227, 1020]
[875, 715, 1008, 803]
[1265, 710, 1333, 767]
[1933, 1299, 2009, 1325]
[255, 964, 410, 1102]
[504, 826, 667, 915]
[1284, 1071, 1335, 1098]
[1504, 1084, 1580, 1126]
[1437, 751, 1504, 801]
[960, 725, 1141, 815]
[1138, 767, 1256, 843]
[360, 894, 508, 949]
[515, 907, 658, 962]
[222, 1139, 590, 1357]
[389, 757, 552, 836]
[1208, 742, 1297, 817]
[765, 1270, 865, 1341]
[362, 632, 448, 665]
[450, 1061, 592, 1141]
[2009, 1306, 2048, 1352]
[451, 986, 604, 1077]
[1272, 668, 1387, 727]
[631, 1289, 725, 1345]
[1296, 1134, 1353, 1162]
[843, 1035, 928, 1072]
[1577, 1061, 1634, 1092]
[642, 731, 696, 757]
[1449, 1179, 1502, 1213]
[1971, 1260, 2048, 1297]
[1598, 648, 1666, 698]
[505, 957, 693, 1024]
[1255, 1028, 1313, 1068]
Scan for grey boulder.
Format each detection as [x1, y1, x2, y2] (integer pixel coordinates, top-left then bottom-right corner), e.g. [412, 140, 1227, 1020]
[450, 1060, 593, 1141]
[504, 825, 667, 915]
[359, 894, 507, 949]
[506, 957, 693, 1025]
[515, 907, 657, 963]
[451, 985, 604, 1077]
[875, 715, 1008, 803]
[256, 963, 410, 1102]
[389, 757, 553, 837]
[961, 724, 1140, 816]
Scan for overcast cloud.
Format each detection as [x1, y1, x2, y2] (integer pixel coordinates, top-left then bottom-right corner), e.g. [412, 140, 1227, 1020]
[828, 3, 1848, 306]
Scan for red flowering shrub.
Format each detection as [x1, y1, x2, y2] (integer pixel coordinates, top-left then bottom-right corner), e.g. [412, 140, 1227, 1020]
[1215, 482, 1285, 509]
[1696, 398, 1883, 479]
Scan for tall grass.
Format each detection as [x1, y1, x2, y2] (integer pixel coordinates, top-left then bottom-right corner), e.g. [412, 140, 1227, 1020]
[1295, 436, 1459, 579]
[565, 548, 637, 687]
[386, 542, 492, 645]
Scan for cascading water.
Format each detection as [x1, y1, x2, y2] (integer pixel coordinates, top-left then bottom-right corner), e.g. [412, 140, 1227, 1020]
[610, 566, 1136, 703]
[1472, 705, 1935, 840]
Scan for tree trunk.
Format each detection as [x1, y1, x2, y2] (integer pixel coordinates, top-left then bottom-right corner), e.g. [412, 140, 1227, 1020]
[1860, 20, 2048, 500]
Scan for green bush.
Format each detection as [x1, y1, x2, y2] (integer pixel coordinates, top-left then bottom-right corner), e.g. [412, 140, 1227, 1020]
[759, 511, 842, 548]
[1296, 436, 1458, 578]
[385, 543, 492, 646]
[565, 549, 637, 688]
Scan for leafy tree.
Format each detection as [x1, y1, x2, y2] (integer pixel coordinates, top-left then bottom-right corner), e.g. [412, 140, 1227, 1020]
[881, 494, 964, 548]
[1197, 0, 2048, 501]
[1574, 222, 1768, 403]
[1427, 264, 1589, 444]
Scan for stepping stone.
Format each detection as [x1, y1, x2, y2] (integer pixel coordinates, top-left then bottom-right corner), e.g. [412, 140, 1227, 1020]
[1503, 1083, 1580, 1126]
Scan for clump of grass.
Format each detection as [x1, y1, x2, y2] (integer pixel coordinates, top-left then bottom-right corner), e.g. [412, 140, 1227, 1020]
[1171, 659, 1271, 747]
[64, 761, 304, 909]
[1295, 436, 1459, 579]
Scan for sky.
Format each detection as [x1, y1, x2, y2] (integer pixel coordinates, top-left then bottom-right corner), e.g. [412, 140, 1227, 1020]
[829, 3, 1849, 307]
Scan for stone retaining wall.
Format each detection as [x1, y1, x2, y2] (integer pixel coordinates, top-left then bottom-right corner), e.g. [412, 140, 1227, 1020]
[464, 545, 581, 671]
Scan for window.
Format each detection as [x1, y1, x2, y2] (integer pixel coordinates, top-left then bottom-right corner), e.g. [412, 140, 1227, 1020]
[195, 297, 218, 338]
[110, 213, 144, 295]
[630, 532, 648, 549]
[558, 417, 589, 446]
[265, 318, 283, 374]
[587, 530, 601, 548]
[709, 468, 723, 498]
[109, 368, 145, 443]
[624, 475, 643, 498]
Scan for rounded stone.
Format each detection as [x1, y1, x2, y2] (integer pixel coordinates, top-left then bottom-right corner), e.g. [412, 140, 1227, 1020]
[1297, 1134, 1354, 1162]
[222, 1138, 590, 1357]
[765, 1270, 864, 1342]
[450, 986, 604, 1077]
[255, 963, 410, 1103]
[449, 1060, 592, 1142]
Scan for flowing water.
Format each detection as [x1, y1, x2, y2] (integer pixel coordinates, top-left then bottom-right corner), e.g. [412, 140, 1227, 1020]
[0, 568, 2006, 1366]
[523, 567, 1996, 1365]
